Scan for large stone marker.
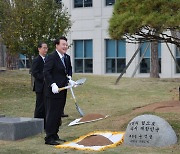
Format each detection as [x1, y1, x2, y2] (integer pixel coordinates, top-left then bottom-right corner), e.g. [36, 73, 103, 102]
[0, 117, 43, 141]
[124, 114, 177, 147]
[0, 114, 5, 118]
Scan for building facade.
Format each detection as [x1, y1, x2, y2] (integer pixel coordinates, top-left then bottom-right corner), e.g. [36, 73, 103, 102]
[62, 0, 180, 78]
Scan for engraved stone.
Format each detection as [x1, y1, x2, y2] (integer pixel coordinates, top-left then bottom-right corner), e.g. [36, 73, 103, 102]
[124, 114, 177, 147]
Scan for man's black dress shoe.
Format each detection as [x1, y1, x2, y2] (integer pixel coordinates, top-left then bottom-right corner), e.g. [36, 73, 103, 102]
[45, 140, 60, 145]
[61, 114, 69, 117]
[54, 135, 66, 142]
[56, 138, 66, 142]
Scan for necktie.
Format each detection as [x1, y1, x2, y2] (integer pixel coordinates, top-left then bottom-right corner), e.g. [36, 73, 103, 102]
[61, 56, 66, 68]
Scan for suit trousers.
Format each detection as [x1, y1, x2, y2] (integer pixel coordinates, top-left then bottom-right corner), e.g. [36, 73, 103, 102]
[45, 91, 67, 141]
[34, 92, 46, 119]
[34, 91, 46, 128]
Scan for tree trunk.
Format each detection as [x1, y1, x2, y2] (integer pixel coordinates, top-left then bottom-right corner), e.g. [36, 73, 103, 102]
[150, 41, 159, 78]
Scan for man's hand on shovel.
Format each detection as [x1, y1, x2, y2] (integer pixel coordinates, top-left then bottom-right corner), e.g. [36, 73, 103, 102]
[58, 84, 73, 92]
[69, 79, 78, 88]
[58, 79, 77, 92]
[58, 78, 86, 92]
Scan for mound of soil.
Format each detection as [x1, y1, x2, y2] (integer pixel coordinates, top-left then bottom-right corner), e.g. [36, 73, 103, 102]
[132, 100, 180, 113]
[79, 114, 106, 122]
[77, 135, 113, 146]
[111, 100, 180, 130]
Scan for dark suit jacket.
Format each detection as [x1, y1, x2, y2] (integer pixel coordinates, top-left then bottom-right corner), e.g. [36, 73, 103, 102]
[31, 55, 45, 93]
[43, 51, 72, 98]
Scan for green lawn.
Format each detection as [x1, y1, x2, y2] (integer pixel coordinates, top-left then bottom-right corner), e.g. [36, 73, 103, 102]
[0, 70, 180, 154]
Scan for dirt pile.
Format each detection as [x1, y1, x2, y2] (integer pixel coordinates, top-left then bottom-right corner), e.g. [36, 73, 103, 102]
[79, 113, 106, 122]
[132, 100, 180, 113]
[111, 100, 180, 130]
[77, 135, 113, 146]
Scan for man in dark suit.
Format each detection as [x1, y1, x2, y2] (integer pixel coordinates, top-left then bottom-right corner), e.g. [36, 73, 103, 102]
[31, 42, 48, 125]
[43, 36, 75, 145]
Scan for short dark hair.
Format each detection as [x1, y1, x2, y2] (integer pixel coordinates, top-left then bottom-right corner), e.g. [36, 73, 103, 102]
[38, 41, 46, 48]
[54, 36, 67, 45]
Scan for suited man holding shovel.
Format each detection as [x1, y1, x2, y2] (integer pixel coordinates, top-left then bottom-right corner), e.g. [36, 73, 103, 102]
[43, 36, 76, 145]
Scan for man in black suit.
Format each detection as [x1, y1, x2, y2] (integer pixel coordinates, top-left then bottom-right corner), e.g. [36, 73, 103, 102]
[43, 36, 76, 145]
[31, 42, 48, 124]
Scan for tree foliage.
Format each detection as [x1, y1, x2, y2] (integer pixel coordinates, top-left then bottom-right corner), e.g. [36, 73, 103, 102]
[0, 0, 71, 63]
[109, 0, 180, 46]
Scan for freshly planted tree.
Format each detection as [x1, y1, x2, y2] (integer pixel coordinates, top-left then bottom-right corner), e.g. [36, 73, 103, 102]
[0, 0, 71, 66]
[109, 0, 180, 81]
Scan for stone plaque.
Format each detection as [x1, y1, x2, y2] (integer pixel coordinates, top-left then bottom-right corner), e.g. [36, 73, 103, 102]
[0, 117, 43, 141]
[124, 114, 177, 147]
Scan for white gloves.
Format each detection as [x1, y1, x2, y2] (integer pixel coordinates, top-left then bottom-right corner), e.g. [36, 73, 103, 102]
[68, 76, 77, 87]
[69, 79, 77, 87]
[51, 83, 59, 94]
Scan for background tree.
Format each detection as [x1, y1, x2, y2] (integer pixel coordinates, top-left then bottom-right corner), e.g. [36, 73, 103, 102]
[0, 0, 71, 66]
[109, 0, 180, 80]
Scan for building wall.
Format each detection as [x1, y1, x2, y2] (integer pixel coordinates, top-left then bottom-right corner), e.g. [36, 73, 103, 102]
[62, 0, 179, 78]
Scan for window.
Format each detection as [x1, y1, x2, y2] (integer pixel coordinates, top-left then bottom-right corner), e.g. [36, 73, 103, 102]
[176, 46, 180, 73]
[74, 40, 93, 73]
[19, 54, 30, 68]
[106, 0, 115, 6]
[74, 0, 92, 8]
[106, 39, 126, 73]
[140, 42, 161, 73]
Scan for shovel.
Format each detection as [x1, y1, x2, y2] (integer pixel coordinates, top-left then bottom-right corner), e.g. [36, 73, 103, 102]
[75, 78, 86, 86]
[58, 78, 86, 92]
[70, 87, 84, 117]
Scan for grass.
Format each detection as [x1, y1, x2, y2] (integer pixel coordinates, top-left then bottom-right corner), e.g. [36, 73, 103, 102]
[0, 70, 180, 154]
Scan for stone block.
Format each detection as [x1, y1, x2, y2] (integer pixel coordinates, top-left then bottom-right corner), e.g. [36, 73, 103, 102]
[0, 114, 5, 118]
[0, 117, 44, 141]
[124, 114, 177, 147]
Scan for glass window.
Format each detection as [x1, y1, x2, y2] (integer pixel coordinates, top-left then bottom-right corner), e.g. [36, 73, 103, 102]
[117, 40, 126, 58]
[74, 40, 83, 58]
[84, 40, 92, 58]
[75, 59, 83, 73]
[106, 39, 116, 57]
[74, 40, 93, 73]
[105, 39, 126, 73]
[85, 59, 93, 73]
[158, 43, 161, 73]
[19, 54, 30, 68]
[176, 46, 180, 73]
[140, 58, 150, 73]
[106, 0, 115, 6]
[84, 0, 92, 7]
[106, 59, 115, 73]
[140, 42, 150, 58]
[140, 42, 161, 73]
[74, 0, 92, 8]
[74, 0, 83, 8]
[117, 59, 126, 73]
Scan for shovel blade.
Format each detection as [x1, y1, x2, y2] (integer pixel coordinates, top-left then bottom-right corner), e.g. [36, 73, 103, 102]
[75, 103, 84, 117]
[75, 78, 86, 86]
